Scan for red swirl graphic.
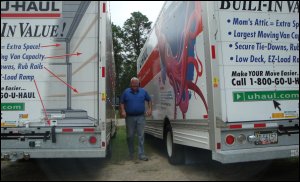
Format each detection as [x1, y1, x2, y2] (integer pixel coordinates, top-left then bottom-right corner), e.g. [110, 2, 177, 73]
[156, 2, 208, 119]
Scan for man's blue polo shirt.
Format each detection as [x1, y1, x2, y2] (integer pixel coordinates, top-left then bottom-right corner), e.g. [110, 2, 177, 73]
[121, 88, 151, 116]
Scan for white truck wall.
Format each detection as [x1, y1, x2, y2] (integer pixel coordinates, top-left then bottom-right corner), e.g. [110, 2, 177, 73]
[214, 1, 299, 122]
[1, 12, 68, 124]
[70, 2, 99, 120]
[137, 1, 299, 123]
[136, 1, 298, 164]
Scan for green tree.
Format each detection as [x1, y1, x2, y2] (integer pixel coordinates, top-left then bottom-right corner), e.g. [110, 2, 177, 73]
[111, 23, 124, 97]
[123, 12, 152, 61]
[112, 12, 152, 96]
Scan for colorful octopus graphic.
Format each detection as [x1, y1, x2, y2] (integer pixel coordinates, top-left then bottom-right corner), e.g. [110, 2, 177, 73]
[155, 2, 208, 119]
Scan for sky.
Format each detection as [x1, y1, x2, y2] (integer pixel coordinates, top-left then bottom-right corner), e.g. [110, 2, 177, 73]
[109, 1, 165, 27]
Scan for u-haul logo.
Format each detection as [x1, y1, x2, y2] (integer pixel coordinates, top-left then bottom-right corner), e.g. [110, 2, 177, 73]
[1, 103, 25, 111]
[1, 1, 62, 19]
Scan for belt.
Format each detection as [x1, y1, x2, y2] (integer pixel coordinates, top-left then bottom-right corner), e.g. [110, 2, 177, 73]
[127, 113, 144, 116]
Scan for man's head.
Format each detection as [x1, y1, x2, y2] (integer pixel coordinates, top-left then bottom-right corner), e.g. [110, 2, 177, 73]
[130, 77, 140, 92]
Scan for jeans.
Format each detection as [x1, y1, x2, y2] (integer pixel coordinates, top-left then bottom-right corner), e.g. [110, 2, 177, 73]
[125, 115, 145, 158]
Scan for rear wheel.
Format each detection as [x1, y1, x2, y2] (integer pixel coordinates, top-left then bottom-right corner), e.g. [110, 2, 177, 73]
[111, 120, 117, 139]
[165, 124, 185, 165]
[106, 140, 112, 159]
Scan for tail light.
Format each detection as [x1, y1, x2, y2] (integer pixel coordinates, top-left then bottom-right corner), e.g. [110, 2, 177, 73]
[89, 136, 97, 144]
[225, 134, 235, 145]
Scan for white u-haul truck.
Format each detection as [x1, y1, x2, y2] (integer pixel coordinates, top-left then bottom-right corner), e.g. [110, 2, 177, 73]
[137, 1, 299, 164]
[1, 1, 116, 161]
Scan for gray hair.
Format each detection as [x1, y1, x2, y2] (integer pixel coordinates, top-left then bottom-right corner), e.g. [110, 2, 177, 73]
[130, 77, 140, 83]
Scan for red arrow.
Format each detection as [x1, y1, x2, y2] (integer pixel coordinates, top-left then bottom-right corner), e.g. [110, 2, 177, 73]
[46, 52, 82, 59]
[41, 43, 61, 48]
[44, 67, 79, 93]
[34, 80, 50, 126]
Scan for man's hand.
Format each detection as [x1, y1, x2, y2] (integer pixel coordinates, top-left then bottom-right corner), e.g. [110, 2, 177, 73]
[146, 109, 152, 117]
[121, 110, 126, 118]
[120, 103, 126, 118]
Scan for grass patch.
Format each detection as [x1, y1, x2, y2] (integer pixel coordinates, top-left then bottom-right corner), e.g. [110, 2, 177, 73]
[110, 126, 162, 164]
[110, 126, 129, 164]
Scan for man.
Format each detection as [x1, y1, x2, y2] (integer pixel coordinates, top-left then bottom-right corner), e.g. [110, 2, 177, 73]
[120, 77, 152, 161]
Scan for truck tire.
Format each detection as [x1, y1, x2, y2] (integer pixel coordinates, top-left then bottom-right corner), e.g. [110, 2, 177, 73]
[111, 120, 117, 139]
[106, 141, 112, 159]
[111, 129, 117, 139]
[165, 125, 185, 165]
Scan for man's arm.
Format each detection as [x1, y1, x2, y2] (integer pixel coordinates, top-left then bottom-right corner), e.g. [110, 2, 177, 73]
[120, 103, 126, 118]
[146, 101, 152, 116]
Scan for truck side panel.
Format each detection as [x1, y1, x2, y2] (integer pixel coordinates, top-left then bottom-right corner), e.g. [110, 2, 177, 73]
[137, 1, 299, 164]
[215, 1, 299, 122]
[70, 2, 99, 122]
[138, 1, 209, 121]
[211, 1, 299, 163]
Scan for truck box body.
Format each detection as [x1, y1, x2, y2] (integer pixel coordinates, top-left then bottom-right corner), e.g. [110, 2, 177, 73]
[137, 1, 299, 164]
[1, 1, 116, 160]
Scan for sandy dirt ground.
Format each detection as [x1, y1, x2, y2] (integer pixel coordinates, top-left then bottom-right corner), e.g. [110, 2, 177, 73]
[1, 127, 299, 181]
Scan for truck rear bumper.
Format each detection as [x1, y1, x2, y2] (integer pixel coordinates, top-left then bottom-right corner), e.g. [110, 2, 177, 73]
[1, 149, 106, 161]
[212, 145, 299, 164]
